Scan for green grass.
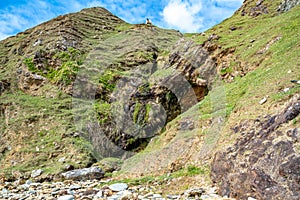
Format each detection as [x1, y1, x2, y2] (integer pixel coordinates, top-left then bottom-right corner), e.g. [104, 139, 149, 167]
[23, 47, 85, 86]
[94, 101, 111, 124]
[101, 164, 209, 187]
[98, 69, 120, 92]
[24, 57, 36, 72]
[133, 102, 142, 123]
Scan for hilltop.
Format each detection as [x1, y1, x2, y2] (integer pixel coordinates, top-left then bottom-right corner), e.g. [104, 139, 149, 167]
[0, 0, 299, 199]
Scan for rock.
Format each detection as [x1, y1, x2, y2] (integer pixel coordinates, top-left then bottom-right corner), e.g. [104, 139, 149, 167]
[33, 39, 43, 47]
[31, 169, 44, 178]
[153, 193, 162, 198]
[278, 0, 300, 12]
[208, 34, 220, 41]
[93, 157, 123, 173]
[143, 192, 154, 198]
[58, 157, 66, 163]
[64, 164, 75, 171]
[184, 188, 205, 197]
[119, 190, 133, 200]
[109, 183, 128, 192]
[32, 74, 45, 81]
[94, 190, 104, 198]
[57, 195, 74, 200]
[107, 194, 120, 200]
[259, 97, 267, 105]
[178, 118, 194, 130]
[69, 185, 81, 190]
[211, 95, 300, 199]
[61, 167, 104, 181]
[291, 80, 300, 84]
[167, 194, 181, 199]
[103, 188, 113, 196]
[196, 78, 207, 86]
[229, 26, 237, 31]
[248, 197, 257, 200]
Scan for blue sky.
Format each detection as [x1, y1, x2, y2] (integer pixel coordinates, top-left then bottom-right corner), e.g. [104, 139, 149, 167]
[0, 0, 243, 40]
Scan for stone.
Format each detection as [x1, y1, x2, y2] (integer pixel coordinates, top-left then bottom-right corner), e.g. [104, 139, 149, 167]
[119, 190, 133, 200]
[167, 194, 180, 199]
[69, 185, 81, 190]
[32, 74, 45, 81]
[230, 26, 237, 31]
[291, 80, 300, 84]
[61, 167, 104, 181]
[33, 39, 43, 47]
[93, 157, 123, 173]
[143, 192, 154, 198]
[31, 169, 44, 178]
[278, 0, 300, 12]
[58, 157, 66, 163]
[184, 188, 205, 197]
[64, 164, 75, 171]
[109, 183, 128, 192]
[94, 190, 104, 198]
[107, 195, 120, 200]
[153, 193, 162, 198]
[208, 34, 220, 41]
[259, 97, 267, 105]
[57, 195, 74, 200]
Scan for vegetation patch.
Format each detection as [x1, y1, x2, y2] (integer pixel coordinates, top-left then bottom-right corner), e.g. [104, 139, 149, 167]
[94, 101, 111, 124]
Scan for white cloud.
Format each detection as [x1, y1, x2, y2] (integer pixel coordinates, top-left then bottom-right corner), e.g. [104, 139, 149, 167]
[161, 0, 203, 32]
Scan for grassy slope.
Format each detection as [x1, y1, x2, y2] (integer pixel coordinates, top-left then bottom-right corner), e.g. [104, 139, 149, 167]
[0, 8, 182, 179]
[201, 4, 300, 149]
[118, 2, 300, 191]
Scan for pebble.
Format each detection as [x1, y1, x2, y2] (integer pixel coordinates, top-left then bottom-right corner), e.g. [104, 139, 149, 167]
[57, 195, 75, 200]
[109, 183, 128, 192]
[0, 179, 230, 200]
[31, 169, 44, 178]
[259, 97, 268, 105]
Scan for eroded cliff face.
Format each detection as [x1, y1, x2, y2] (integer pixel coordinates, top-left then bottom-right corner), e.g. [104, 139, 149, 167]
[212, 95, 300, 199]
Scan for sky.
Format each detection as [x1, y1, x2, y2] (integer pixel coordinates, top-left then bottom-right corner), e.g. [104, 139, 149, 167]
[0, 0, 244, 40]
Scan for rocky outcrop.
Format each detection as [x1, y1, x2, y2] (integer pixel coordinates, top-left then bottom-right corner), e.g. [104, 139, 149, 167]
[211, 95, 300, 199]
[239, 0, 269, 17]
[278, 0, 300, 12]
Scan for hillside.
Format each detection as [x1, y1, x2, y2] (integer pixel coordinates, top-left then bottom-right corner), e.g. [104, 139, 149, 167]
[0, 0, 299, 199]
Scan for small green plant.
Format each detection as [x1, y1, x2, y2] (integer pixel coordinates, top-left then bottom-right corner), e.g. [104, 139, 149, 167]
[99, 70, 120, 92]
[94, 101, 111, 124]
[187, 165, 208, 175]
[24, 57, 36, 72]
[144, 103, 151, 122]
[133, 102, 142, 123]
[48, 61, 79, 85]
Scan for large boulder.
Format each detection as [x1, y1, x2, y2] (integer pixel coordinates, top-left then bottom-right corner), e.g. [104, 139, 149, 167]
[61, 167, 104, 181]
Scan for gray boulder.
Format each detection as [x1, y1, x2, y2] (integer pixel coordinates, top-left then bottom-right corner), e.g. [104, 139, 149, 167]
[61, 167, 104, 181]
